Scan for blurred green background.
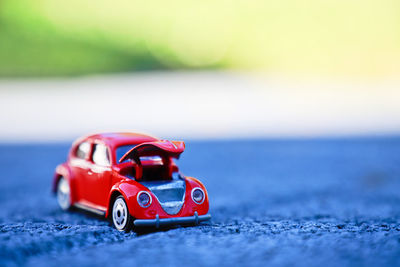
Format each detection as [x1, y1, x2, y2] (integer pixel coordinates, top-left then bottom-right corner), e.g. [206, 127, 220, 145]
[0, 0, 399, 77]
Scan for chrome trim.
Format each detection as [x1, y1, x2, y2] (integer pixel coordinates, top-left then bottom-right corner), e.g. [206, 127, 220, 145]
[74, 202, 106, 216]
[137, 191, 152, 208]
[155, 214, 160, 228]
[191, 187, 205, 204]
[134, 213, 211, 228]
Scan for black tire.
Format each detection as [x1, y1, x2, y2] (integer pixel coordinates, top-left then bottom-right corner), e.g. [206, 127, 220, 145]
[111, 196, 134, 232]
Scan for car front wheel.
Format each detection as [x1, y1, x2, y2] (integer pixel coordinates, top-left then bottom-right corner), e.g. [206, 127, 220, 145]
[57, 177, 71, 211]
[112, 196, 134, 232]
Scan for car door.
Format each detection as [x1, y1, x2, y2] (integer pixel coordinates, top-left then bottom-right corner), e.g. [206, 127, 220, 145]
[86, 142, 113, 208]
[69, 141, 93, 202]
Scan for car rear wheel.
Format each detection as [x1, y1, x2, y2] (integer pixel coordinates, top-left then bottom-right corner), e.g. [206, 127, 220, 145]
[57, 177, 71, 211]
[112, 196, 134, 232]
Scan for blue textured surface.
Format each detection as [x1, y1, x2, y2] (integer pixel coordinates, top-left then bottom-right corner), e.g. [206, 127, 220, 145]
[1, 138, 400, 266]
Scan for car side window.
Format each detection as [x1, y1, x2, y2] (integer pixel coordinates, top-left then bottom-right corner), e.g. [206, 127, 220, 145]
[92, 144, 110, 166]
[76, 142, 91, 159]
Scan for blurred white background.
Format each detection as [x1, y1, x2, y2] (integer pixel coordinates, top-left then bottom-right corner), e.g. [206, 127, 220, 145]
[1, 71, 399, 142]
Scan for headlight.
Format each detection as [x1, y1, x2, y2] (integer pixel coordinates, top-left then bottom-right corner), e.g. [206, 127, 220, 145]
[191, 187, 205, 204]
[137, 191, 152, 208]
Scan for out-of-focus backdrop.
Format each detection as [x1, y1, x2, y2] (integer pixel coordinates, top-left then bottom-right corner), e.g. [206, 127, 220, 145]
[0, 0, 400, 140]
[1, 0, 400, 77]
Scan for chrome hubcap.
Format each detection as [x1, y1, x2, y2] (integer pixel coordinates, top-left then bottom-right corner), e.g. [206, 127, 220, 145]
[113, 198, 128, 231]
[57, 178, 70, 210]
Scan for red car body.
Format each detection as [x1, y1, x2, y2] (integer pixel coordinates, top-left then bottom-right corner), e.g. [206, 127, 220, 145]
[53, 132, 210, 231]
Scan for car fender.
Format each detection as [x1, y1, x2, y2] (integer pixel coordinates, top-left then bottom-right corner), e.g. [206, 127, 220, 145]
[53, 163, 78, 204]
[106, 181, 145, 218]
[185, 176, 208, 194]
[184, 176, 210, 214]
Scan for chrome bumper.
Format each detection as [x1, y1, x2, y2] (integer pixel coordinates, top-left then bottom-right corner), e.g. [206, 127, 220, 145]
[133, 212, 211, 228]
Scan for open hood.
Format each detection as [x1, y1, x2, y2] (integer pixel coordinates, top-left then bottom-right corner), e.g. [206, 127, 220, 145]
[119, 140, 185, 164]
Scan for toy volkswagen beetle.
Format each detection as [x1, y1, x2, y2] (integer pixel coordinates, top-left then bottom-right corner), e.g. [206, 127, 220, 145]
[53, 132, 211, 231]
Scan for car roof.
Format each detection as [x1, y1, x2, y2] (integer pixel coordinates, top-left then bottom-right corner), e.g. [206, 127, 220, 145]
[75, 132, 159, 148]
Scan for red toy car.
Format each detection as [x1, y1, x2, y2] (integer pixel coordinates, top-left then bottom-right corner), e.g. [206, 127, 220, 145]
[52, 132, 211, 231]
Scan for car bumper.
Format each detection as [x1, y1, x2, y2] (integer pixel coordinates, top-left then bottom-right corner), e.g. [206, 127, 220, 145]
[133, 212, 211, 228]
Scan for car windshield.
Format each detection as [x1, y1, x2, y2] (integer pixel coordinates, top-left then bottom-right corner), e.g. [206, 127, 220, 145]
[115, 144, 137, 162]
[115, 144, 163, 164]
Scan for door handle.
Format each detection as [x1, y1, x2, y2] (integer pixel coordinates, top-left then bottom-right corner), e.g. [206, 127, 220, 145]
[88, 171, 93, 175]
